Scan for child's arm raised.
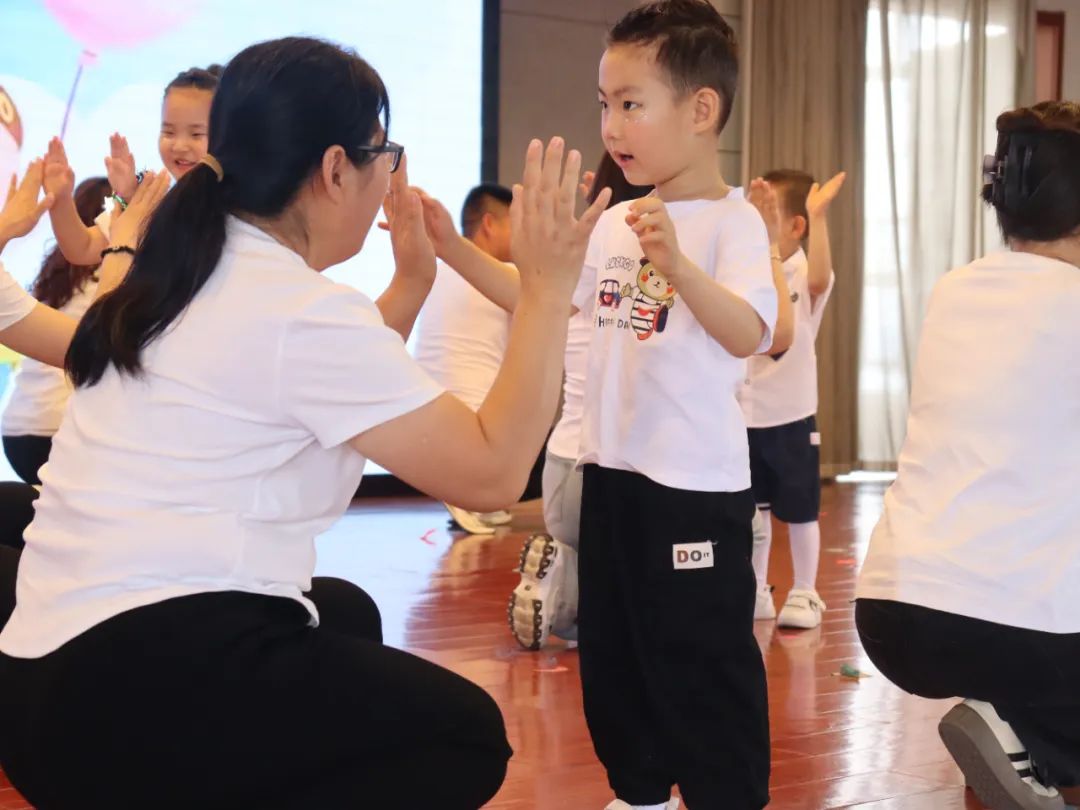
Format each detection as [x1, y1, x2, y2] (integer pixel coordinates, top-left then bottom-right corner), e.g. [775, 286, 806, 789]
[43, 137, 110, 266]
[94, 170, 171, 300]
[747, 178, 793, 355]
[626, 197, 769, 359]
[416, 191, 522, 314]
[805, 171, 845, 307]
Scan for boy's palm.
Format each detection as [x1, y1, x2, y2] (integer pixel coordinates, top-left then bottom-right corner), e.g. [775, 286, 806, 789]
[747, 178, 781, 245]
[806, 171, 846, 218]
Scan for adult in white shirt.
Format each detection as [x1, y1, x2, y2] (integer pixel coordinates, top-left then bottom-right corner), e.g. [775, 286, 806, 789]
[413, 184, 515, 534]
[856, 101, 1080, 810]
[0, 37, 611, 810]
[3, 176, 110, 484]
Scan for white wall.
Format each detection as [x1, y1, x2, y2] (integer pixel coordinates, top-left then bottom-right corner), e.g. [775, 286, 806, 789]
[1038, 0, 1080, 101]
[498, 0, 747, 187]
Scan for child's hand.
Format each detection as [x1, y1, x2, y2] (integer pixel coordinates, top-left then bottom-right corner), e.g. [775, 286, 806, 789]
[0, 160, 55, 244]
[104, 133, 138, 201]
[383, 153, 436, 288]
[625, 196, 682, 281]
[747, 177, 781, 246]
[108, 170, 169, 248]
[806, 171, 846, 219]
[42, 137, 75, 201]
[512, 137, 610, 300]
[414, 189, 459, 258]
[580, 170, 597, 200]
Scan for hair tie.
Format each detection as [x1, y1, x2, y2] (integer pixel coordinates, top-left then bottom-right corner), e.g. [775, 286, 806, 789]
[200, 154, 224, 182]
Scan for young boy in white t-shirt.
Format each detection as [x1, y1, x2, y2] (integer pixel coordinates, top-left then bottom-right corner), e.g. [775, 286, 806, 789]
[572, 3, 777, 808]
[739, 169, 844, 630]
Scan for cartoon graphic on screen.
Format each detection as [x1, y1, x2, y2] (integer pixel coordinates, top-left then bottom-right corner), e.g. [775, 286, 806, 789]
[620, 257, 676, 340]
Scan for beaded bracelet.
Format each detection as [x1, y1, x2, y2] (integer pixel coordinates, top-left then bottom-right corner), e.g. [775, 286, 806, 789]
[109, 170, 148, 212]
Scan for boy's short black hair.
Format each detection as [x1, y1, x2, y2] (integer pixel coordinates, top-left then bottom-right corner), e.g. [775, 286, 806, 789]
[764, 169, 815, 240]
[607, 0, 739, 132]
[461, 183, 513, 237]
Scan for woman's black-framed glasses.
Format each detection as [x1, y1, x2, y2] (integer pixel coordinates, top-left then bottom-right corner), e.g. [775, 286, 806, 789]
[357, 141, 404, 173]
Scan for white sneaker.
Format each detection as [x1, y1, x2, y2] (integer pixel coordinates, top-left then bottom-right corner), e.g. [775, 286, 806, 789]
[777, 589, 825, 629]
[479, 509, 513, 526]
[754, 584, 776, 621]
[444, 503, 496, 535]
[939, 699, 1064, 809]
[604, 799, 680, 810]
[508, 534, 577, 650]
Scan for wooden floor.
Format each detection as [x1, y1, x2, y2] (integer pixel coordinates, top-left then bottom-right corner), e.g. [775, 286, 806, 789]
[0, 480, 986, 809]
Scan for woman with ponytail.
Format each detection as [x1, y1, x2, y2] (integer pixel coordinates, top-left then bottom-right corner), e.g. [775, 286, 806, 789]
[0, 36, 609, 809]
[856, 101, 1080, 810]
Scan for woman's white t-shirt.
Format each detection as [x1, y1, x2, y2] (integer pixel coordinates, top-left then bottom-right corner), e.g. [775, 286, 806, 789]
[3, 278, 99, 436]
[571, 196, 777, 492]
[856, 251, 1080, 633]
[0, 261, 37, 331]
[0, 217, 443, 658]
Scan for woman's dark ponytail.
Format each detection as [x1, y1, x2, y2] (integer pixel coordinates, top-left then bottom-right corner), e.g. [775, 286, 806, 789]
[66, 165, 227, 386]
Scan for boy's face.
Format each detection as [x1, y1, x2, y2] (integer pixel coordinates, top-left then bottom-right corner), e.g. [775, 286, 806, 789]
[598, 44, 701, 188]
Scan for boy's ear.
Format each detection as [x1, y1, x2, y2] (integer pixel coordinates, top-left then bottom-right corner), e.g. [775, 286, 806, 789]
[792, 214, 809, 242]
[691, 87, 722, 134]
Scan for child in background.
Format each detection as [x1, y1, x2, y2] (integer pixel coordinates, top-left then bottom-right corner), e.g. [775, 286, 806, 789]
[43, 65, 221, 266]
[740, 169, 845, 630]
[574, 2, 777, 807]
[2, 176, 110, 484]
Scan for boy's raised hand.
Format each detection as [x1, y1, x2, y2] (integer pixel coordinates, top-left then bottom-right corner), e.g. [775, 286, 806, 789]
[626, 196, 683, 281]
[806, 171, 846, 219]
[383, 152, 436, 286]
[0, 159, 55, 244]
[747, 177, 781, 246]
[511, 137, 610, 298]
[104, 133, 139, 201]
[42, 137, 75, 201]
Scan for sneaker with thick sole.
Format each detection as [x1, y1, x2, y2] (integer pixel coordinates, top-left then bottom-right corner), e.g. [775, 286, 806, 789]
[604, 799, 680, 810]
[755, 584, 776, 621]
[939, 700, 1064, 810]
[508, 534, 577, 650]
[444, 503, 496, 535]
[777, 588, 825, 629]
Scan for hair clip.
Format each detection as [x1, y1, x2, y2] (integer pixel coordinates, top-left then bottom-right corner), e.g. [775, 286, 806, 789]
[982, 153, 1005, 186]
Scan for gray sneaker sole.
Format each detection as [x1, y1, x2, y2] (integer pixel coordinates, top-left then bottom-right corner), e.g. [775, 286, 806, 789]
[938, 703, 1064, 810]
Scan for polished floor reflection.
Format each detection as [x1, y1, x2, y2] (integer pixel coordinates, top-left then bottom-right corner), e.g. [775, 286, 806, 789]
[0, 481, 985, 808]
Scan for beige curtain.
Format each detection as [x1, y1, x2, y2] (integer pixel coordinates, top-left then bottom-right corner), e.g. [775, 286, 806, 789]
[746, 0, 869, 477]
[857, 0, 1036, 467]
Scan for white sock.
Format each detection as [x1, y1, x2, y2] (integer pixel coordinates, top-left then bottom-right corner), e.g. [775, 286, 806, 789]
[751, 507, 772, 589]
[789, 520, 821, 592]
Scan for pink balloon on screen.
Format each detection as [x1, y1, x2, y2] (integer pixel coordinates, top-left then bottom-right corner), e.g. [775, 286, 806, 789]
[43, 0, 200, 51]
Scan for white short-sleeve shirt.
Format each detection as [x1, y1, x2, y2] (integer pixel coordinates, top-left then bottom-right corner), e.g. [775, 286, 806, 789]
[546, 303, 591, 461]
[0, 261, 37, 331]
[0, 217, 443, 658]
[412, 260, 511, 412]
[856, 251, 1080, 633]
[739, 248, 834, 428]
[3, 278, 99, 437]
[571, 196, 777, 492]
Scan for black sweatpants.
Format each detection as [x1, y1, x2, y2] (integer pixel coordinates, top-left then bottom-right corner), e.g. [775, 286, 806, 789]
[857, 598, 1080, 788]
[3, 434, 53, 486]
[0, 481, 38, 550]
[0, 553, 512, 810]
[578, 465, 770, 809]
